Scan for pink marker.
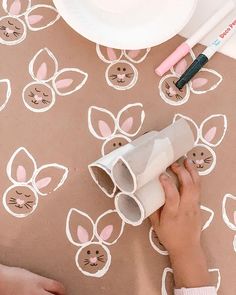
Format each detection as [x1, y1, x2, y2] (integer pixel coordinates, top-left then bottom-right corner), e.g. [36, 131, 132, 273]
[155, 0, 235, 76]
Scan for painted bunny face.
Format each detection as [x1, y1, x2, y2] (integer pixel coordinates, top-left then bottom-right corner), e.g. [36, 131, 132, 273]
[2, 147, 68, 218]
[159, 50, 222, 106]
[23, 82, 55, 111]
[149, 205, 214, 255]
[96, 45, 150, 90]
[161, 267, 221, 295]
[88, 103, 145, 156]
[0, 0, 60, 46]
[66, 209, 125, 278]
[222, 194, 236, 252]
[173, 114, 227, 175]
[22, 48, 88, 112]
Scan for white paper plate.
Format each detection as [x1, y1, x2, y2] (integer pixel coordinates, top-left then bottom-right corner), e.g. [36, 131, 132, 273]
[53, 0, 197, 49]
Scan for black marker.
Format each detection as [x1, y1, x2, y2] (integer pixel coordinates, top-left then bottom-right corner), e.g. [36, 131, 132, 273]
[175, 18, 236, 90]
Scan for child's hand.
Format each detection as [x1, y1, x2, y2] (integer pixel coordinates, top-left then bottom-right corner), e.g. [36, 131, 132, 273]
[150, 159, 211, 288]
[0, 264, 66, 295]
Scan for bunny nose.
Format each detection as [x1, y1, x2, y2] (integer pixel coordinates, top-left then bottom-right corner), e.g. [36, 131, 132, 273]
[34, 95, 42, 101]
[169, 87, 177, 96]
[6, 27, 14, 34]
[16, 199, 25, 205]
[89, 257, 97, 264]
[117, 74, 125, 79]
[196, 159, 204, 164]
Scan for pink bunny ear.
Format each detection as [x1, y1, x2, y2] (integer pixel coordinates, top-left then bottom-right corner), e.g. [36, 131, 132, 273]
[107, 47, 117, 61]
[9, 0, 22, 15]
[88, 106, 117, 140]
[7, 147, 37, 184]
[192, 78, 208, 89]
[53, 68, 88, 96]
[100, 225, 113, 241]
[204, 127, 217, 143]
[120, 117, 133, 133]
[174, 59, 188, 76]
[127, 50, 141, 59]
[98, 120, 112, 137]
[32, 164, 68, 196]
[29, 48, 58, 82]
[55, 79, 73, 90]
[25, 4, 60, 31]
[35, 177, 51, 190]
[16, 165, 27, 182]
[77, 225, 89, 243]
[36, 62, 47, 80]
[66, 208, 95, 246]
[28, 15, 43, 25]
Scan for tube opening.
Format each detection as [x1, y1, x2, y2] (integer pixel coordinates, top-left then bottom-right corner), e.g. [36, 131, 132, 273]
[89, 164, 116, 197]
[112, 158, 135, 193]
[115, 193, 144, 226]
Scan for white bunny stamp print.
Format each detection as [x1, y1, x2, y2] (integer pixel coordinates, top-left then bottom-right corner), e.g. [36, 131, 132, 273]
[158, 49, 223, 106]
[88, 103, 145, 156]
[149, 205, 215, 255]
[161, 267, 221, 295]
[222, 194, 236, 252]
[0, 78, 11, 111]
[0, 0, 60, 45]
[96, 45, 150, 90]
[2, 147, 68, 218]
[22, 48, 88, 112]
[173, 114, 227, 175]
[66, 208, 125, 278]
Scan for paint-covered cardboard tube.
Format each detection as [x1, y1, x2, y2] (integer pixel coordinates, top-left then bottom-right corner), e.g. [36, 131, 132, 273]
[88, 132, 159, 197]
[112, 118, 195, 194]
[115, 178, 165, 226]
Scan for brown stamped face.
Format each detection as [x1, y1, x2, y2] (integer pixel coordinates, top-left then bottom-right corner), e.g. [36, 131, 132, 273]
[23, 82, 55, 112]
[76, 243, 109, 276]
[102, 135, 130, 155]
[0, 16, 25, 44]
[106, 61, 137, 90]
[187, 145, 216, 175]
[3, 184, 38, 218]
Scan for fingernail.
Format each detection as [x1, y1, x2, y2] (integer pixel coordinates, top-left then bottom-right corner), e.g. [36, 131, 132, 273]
[160, 173, 168, 180]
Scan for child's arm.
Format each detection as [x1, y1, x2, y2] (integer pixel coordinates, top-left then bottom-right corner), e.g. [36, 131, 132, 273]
[150, 159, 217, 294]
[0, 264, 65, 295]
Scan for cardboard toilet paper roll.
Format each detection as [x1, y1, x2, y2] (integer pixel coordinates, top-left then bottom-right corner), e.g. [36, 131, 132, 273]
[115, 178, 165, 226]
[112, 118, 194, 194]
[88, 131, 158, 197]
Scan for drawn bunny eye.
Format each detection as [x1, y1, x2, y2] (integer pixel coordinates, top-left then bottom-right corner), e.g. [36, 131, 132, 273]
[7, 147, 37, 184]
[117, 103, 145, 137]
[200, 114, 227, 147]
[25, 4, 60, 31]
[32, 164, 68, 196]
[94, 209, 125, 245]
[88, 106, 117, 140]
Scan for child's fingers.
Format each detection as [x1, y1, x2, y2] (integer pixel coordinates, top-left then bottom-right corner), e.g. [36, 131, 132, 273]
[171, 162, 193, 189]
[184, 158, 200, 187]
[160, 173, 180, 216]
[43, 279, 66, 295]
